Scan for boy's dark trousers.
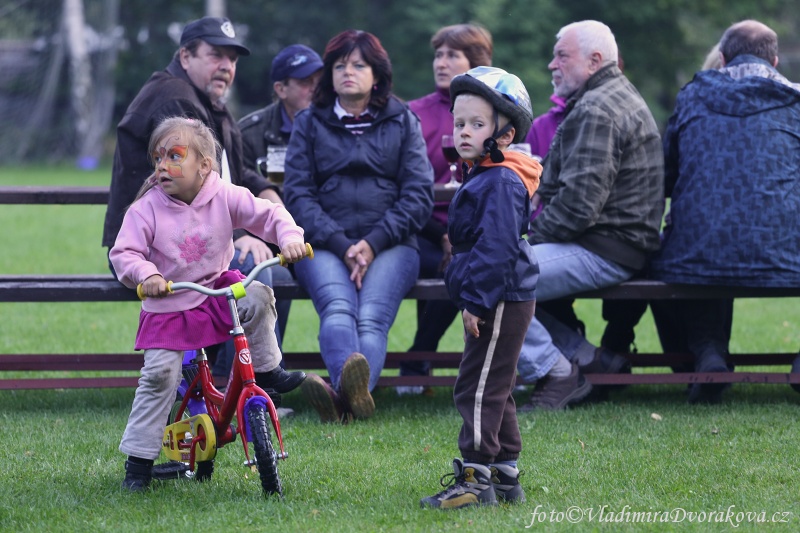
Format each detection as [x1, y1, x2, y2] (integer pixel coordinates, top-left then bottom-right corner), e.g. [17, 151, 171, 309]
[455, 300, 536, 464]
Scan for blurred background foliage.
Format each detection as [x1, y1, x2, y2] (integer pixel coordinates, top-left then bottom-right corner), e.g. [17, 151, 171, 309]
[1, 0, 798, 164]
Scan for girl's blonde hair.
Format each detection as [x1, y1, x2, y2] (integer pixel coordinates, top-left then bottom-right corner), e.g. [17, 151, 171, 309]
[133, 117, 220, 202]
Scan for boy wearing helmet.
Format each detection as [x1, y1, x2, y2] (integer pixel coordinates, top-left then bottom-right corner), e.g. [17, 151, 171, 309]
[421, 67, 542, 510]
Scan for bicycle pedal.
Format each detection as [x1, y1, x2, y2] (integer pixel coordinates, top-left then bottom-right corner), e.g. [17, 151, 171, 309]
[151, 460, 192, 481]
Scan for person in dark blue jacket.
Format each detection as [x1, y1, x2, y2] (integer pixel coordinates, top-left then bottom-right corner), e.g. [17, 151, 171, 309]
[421, 67, 541, 510]
[650, 20, 800, 403]
[283, 30, 433, 424]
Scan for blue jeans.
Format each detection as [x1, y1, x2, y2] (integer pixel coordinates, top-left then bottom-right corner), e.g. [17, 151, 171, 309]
[212, 249, 294, 377]
[294, 245, 419, 391]
[517, 242, 635, 381]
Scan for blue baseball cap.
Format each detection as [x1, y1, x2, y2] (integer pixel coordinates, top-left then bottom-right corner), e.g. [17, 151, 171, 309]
[180, 17, 250, 56]
[271, 44, 323, 83]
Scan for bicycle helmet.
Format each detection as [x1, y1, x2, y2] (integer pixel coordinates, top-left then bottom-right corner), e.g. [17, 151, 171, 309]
[449, 66, 533, 144]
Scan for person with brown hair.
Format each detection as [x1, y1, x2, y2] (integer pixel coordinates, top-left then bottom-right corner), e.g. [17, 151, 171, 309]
[283, 30, 433, 423]
[399, 24, 493, 394]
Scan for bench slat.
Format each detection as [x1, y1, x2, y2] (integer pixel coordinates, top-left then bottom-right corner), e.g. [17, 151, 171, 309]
[0, 186, 110, 205]
[2, 275, 799, 303]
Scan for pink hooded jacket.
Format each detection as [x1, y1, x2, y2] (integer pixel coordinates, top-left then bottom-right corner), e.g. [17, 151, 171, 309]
[110, 171, 304, 314]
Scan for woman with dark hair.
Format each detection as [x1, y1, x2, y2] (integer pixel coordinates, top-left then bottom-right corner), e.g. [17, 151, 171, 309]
[399, 24, 493, 394]
[284, 30, 433, 423]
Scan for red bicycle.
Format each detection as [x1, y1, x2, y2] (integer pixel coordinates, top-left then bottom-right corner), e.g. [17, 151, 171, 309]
[139, 244, 313, 497]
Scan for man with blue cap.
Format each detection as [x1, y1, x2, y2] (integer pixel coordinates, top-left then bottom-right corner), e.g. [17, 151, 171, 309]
[239, 44, 324, 167]
[236, 44, 323, 371]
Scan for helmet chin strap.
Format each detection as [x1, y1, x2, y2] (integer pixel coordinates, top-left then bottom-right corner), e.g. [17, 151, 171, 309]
[480, 116, 514, 163]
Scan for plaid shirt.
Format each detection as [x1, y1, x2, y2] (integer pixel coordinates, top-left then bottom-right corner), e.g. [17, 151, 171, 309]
[532, 64, 664, 270]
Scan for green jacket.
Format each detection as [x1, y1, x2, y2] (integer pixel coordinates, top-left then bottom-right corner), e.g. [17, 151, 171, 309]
[532, 64, 664, 270]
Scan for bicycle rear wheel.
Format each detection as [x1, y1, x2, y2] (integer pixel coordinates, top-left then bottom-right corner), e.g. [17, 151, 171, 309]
[246, 403, 283, 497]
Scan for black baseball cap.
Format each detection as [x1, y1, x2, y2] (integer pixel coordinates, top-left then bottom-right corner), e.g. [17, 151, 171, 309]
[271, 44, 323, 83]
[180, 17, 250, 56]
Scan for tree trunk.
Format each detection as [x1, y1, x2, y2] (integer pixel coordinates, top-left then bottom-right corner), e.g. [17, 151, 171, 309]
[78, 0, 121, 169]
[206, 0, 226, 17]
[15, 13, 66, 161]
[63, 0, 93, 165]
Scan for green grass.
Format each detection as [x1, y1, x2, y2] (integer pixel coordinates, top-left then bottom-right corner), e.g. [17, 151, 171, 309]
[1, 165, 799, 532]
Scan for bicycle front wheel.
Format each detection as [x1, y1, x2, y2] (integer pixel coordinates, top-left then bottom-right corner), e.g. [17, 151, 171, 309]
[246, 403, 283, 497]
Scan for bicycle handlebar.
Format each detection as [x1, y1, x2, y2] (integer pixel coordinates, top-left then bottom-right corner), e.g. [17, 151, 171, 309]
[137, 243, 313, 300]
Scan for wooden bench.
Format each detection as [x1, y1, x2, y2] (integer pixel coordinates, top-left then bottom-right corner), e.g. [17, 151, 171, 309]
[2, 185, 799, 391]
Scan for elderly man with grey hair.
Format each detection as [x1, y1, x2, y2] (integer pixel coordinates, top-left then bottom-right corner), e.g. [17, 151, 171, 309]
[516, 20, 664, 411]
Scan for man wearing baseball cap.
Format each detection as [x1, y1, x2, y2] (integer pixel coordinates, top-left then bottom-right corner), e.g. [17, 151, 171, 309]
[103, 17, 301, 422]
[239, 44, 324, 165]
[235, 44, 323, 378]
[104, 15, 279, 251]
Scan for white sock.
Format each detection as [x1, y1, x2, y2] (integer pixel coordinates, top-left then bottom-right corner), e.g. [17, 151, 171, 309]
[548, 354, 572, 377]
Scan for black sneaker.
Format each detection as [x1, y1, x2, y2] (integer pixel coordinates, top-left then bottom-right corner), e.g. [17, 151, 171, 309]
[256, 367, 306, 394]
[121, 460, 152, 492]
[420, 459, 498, 509]
[688, 352, 730, 404]
[490, 463, 525, 503]
[518, 363, 592, 411]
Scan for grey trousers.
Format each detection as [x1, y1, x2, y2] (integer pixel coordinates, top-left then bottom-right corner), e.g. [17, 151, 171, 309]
[119, 282, 280, 460]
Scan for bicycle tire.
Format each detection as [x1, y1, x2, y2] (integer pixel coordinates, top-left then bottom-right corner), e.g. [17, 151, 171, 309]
[246, 403, 283, 497]
[168, 391, 184, 425]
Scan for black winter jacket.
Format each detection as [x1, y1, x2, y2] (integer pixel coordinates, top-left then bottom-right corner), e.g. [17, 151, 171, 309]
[238, 101, 287, 171]
[283, 96, 433, 259]
[102, 57, 270, 247]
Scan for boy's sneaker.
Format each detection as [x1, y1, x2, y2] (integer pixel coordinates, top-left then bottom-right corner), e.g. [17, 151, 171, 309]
[301, 373, 350, 424]
[340, 352, 375, 420]
[420, 459, 498, 509]
[490, 463, 525, 503]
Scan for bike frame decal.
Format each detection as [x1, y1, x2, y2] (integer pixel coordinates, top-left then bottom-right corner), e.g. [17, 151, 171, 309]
[238, 348, 252, 365]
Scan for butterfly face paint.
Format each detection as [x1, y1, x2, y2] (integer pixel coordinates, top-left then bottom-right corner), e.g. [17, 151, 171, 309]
[153, 136, 189, 178]
[152, 132, 207, 204]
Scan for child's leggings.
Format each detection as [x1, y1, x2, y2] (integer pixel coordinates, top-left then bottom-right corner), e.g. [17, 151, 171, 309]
[119, 282, 279, 460]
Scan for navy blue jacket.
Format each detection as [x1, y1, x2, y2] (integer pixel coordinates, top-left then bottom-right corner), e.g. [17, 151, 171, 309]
[445, 153, 540, 318]
[651, 55, 800, 287]
[283, 96, 433, 258]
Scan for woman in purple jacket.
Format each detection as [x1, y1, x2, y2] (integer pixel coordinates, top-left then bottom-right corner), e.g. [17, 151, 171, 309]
[399, 24, 494, 393]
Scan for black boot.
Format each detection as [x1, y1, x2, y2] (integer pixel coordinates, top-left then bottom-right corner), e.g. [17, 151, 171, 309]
[121, 459, 153, 492]
[256, 367, 306, 394]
